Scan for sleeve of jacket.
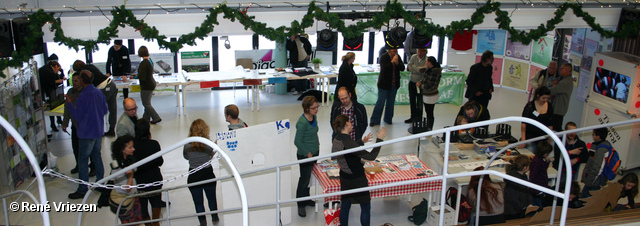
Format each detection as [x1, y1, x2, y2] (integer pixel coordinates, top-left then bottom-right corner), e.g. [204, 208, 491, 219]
[379, 54, 393, 69]
[549, 77, 571, 95]
[329, 102, 339, 138]
[302, 37, 312, 55]
[122, 46, 131, 73]
[396, 56, 405, 71]
[286, 39, 295, 52]
[138, 61, 150, 82]
[355, 103, 368, 145]
[294, 119, 306, 152]
[466, 65, 479, 97]
[407, 55, 422, 74]
[106, 48, 114, 74]
[577, 140, 589, 164]
[354, 138, 383, 160]
[529, 70, 544, 89]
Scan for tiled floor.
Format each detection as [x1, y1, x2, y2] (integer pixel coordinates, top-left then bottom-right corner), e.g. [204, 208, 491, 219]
[2, 86, 635, 225]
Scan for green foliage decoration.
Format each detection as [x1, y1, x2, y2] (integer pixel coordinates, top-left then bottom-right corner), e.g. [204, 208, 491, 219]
[1, 0, 639, 78]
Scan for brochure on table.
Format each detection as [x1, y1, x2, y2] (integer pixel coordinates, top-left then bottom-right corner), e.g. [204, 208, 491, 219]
[214, 120, 292, 225]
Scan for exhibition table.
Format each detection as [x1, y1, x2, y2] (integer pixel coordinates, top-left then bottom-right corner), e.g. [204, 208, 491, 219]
[312, 154, 442, 204]
[113, 72, 188, 115]
[420, 139, 558, 225]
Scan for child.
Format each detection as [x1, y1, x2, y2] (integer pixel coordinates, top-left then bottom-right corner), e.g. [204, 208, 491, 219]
[455, 115, 474, 134]
[530, 141, 552, 207]
[552, 122, 588, 182]
[614, 173, 638, 211]
[581, 128, 612, 198]
[504, 155, 532, 220]
[467, 166, 505, 225]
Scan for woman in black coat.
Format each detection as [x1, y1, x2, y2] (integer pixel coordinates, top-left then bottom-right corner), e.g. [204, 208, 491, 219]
[133, 119, 164, 224]
[335, 52, 358, 101]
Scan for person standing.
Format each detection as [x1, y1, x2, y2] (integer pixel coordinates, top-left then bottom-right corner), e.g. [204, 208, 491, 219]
[370, 48, 404, 126]
[72, 60, 118, 136]
[184, 119, 220, 226]
[552, 122, 588, 182]
[66, 70, 108, 199]
[294, 96, 319, 217]
[133, 119, 164, 225]
[286, 34, 312, 94]
[62, 73, 95, 175]
[528, 61, 557, 101]
[106, 40, 132, 98]
[39, 59, 64, 132]
[519, 86, 554, 151]
[465, 50, 494, 108]
[332, 115, 386, 226]
[580, 128, 612, 198]
[548, 63, 573, 132]
[335, 52, 358, 101]
[417, 56, 442, 132]
[330, 87, 369, 144]
[405, 48, 428, 124]
[137, 46, 162, 124]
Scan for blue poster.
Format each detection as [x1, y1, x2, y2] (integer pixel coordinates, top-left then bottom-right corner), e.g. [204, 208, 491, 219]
[476, 30, 506, 56]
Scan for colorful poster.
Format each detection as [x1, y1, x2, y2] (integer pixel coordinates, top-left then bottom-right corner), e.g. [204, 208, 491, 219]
[150, 53, 175, 73]
[476, 30, 506, 55]
[180, 51, 210, 72]
[476, 55, 504, 85]
[581, 39, 598, 72]
[501, 59, 530, 91]
[576, 69, 591, 102]
[505, 33, 532, 61]
[235, 49, 276, 69]
[356, 71, 466, 106]
[570, 28, 586, 54]
[569, 54, 582, 87]
[562, 35, 572, 61]
[531, 36, 554, 66]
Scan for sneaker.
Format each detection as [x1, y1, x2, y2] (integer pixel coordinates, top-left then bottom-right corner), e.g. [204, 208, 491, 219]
[68, 192, 86, 199]
[292, 91, 300, 95]
[70, 167, 78, 174]
[298, 207, 306, 217]
[404, 118, 412, 124]
[103, 130, 115, 137]
[150, 119, 162, 124]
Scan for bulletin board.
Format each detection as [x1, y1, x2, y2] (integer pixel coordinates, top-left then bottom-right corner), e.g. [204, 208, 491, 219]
[216, 120, 293, 226]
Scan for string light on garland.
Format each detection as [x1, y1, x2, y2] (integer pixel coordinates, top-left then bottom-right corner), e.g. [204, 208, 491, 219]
[1, 0, 640, 78]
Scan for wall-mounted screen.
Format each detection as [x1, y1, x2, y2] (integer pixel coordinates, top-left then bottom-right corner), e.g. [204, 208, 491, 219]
[593, 67, 631, 103]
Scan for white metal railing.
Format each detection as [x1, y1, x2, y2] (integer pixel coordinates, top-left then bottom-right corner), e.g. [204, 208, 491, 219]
[0, 116, 50, 225]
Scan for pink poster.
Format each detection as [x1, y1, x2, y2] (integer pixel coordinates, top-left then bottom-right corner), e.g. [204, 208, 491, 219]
[529, 65, 543, 91]
[476, 55, 503, 85]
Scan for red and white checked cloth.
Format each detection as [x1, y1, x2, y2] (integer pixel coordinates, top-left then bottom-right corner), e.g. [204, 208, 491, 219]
[312, 154, 442, 203]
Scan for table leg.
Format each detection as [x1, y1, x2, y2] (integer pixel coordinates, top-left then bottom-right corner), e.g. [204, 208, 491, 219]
[182, 85, 187, 116]
[256, 85, 260, 111]
[246, 84, 250, 103]
[251, 85, 255, 112]
[175, 85, 180, 116]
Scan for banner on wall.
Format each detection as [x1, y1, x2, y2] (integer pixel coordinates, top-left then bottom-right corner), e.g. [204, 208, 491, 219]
[355, 71, 466, 106]
[576, 69, 591, 102]
[570, 28, 586, 54]
[235, 49, 276, 69]
[476, 30, 506, 55]
[505, 33, 531, 61]
[586, 29, 614, 52]
[531, 36, 553, 66]
[502, 59, 530, 91]
[181, 51, 210, 72]
[475, 56, 503, 85]
[150, 53, 175, 73]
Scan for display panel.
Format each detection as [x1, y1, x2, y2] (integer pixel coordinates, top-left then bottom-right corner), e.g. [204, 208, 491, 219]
[593, 67, 631, 103]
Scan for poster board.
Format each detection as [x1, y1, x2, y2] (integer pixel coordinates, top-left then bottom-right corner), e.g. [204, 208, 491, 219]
[150, 53, 175, 73]
[505, 33, 532, 61]
[216, 120, 292, 226]
[235, 49, 276, 69]
[476, 30, 506, 56]
[531, 35, 554, 66]
[181, 51, 211, 72]
[501, 59, 530, 91]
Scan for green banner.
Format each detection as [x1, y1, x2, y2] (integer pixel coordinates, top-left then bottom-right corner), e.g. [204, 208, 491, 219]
[355, 71, 466, 106]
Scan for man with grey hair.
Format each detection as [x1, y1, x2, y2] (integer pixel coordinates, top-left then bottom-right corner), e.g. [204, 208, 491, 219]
[116, 98, 138, 137]
[549, 63, 574, 132]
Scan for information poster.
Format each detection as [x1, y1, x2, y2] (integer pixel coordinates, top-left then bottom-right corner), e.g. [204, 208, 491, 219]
[531, 36, 553, 66]
[150, 53, 175, 73]
[235, 49, 276, 69]
[569, 54, 582, 87]
[562, 35, 572, 61]
[476, 30, 506, 56]
[501, 59, 530, 91]
[576, 69, 591, 102]
[475, 56, 503, 85]
[570, 28, 586, 54]
[505, 33, 531, 61]
[581, 39, 598, 72]
[181, 51, 210, 72]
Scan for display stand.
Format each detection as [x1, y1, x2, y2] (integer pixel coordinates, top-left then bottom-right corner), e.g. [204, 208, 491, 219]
[581, 52, 640, 170]
[0, 62, 48, 192]
[215, 120, 292, 225]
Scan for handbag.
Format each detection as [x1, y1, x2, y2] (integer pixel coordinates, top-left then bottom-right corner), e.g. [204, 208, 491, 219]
[109, 191, 134, 215]
[323, 203, 341, 226]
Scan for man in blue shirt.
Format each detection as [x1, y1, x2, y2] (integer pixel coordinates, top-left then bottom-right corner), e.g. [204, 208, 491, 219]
[65, 70, 108, 199]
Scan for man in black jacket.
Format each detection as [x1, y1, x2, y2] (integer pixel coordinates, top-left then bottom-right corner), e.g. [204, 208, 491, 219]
[106, 40, 131, 98]
[465, 50, 494, 108]
[330, 87, 369, 145]
[286, 34, 312, 94]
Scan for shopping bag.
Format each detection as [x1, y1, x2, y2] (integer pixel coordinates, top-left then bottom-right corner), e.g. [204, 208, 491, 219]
[324, 204, 341, 226]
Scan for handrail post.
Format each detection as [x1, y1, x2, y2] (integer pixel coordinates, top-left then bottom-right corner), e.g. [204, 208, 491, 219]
[276, 166, 281, 225]
[3, 198, 9, 226]
[550, 134, 568, 225]
[439, 129, 452, 226]
[165, 190, 171, 226]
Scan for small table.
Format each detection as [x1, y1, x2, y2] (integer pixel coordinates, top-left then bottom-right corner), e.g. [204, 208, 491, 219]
[312, 154, 442, 205]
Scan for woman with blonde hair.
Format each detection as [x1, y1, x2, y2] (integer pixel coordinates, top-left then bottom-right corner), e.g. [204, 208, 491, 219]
[183, 119, 219, 225]
[335, 52, 358, 101]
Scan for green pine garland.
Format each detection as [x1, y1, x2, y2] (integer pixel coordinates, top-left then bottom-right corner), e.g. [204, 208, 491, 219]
[1, 0, 639, 78]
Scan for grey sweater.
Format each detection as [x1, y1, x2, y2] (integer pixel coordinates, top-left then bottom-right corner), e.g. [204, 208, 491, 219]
[549, 75, 573, 116]
[183, 143, 214, 169]
[407, 54, 428, 83]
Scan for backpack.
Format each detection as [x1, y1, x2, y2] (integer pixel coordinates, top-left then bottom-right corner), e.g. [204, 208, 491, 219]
[446, 187, 471, 223]
[599, 143, 621, 181]
[408, 198, 429, 225]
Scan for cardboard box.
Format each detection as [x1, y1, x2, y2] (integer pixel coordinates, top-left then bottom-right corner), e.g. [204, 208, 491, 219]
[427, 205, 455, 226]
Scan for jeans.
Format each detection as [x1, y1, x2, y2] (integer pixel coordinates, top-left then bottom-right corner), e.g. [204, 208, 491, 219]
[76, 137, 105, 193]
[339, 198, 371, 226]
[101, 82, 118, 131]
[408, 81, 422, 122]
[370, 87, 398, 124]
[188, 182, 218, 223]
[72, 127, 94, 170]
[296, 153, 317, 207]
[141, 90, 161, 121]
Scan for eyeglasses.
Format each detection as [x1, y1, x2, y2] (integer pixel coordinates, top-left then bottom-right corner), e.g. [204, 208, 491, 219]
[125, 107, 138, 111]
[310, 106, 319, 110]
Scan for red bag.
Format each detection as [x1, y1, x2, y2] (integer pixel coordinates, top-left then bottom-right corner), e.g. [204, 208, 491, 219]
[323, 204, 341, 226]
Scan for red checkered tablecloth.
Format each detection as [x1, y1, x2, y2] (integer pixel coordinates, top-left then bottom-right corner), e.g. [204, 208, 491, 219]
[312, 154, 442, 203]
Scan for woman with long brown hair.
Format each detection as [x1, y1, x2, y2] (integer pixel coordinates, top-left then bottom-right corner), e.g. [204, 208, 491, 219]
[467, 166, 505, 225]
[183, 119, 219, 225]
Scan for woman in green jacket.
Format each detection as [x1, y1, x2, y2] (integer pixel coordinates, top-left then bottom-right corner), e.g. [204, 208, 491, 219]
[294, 96, 319, 217]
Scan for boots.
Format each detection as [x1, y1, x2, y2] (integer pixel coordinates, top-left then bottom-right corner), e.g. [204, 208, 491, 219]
[145, 208, 162, 226]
